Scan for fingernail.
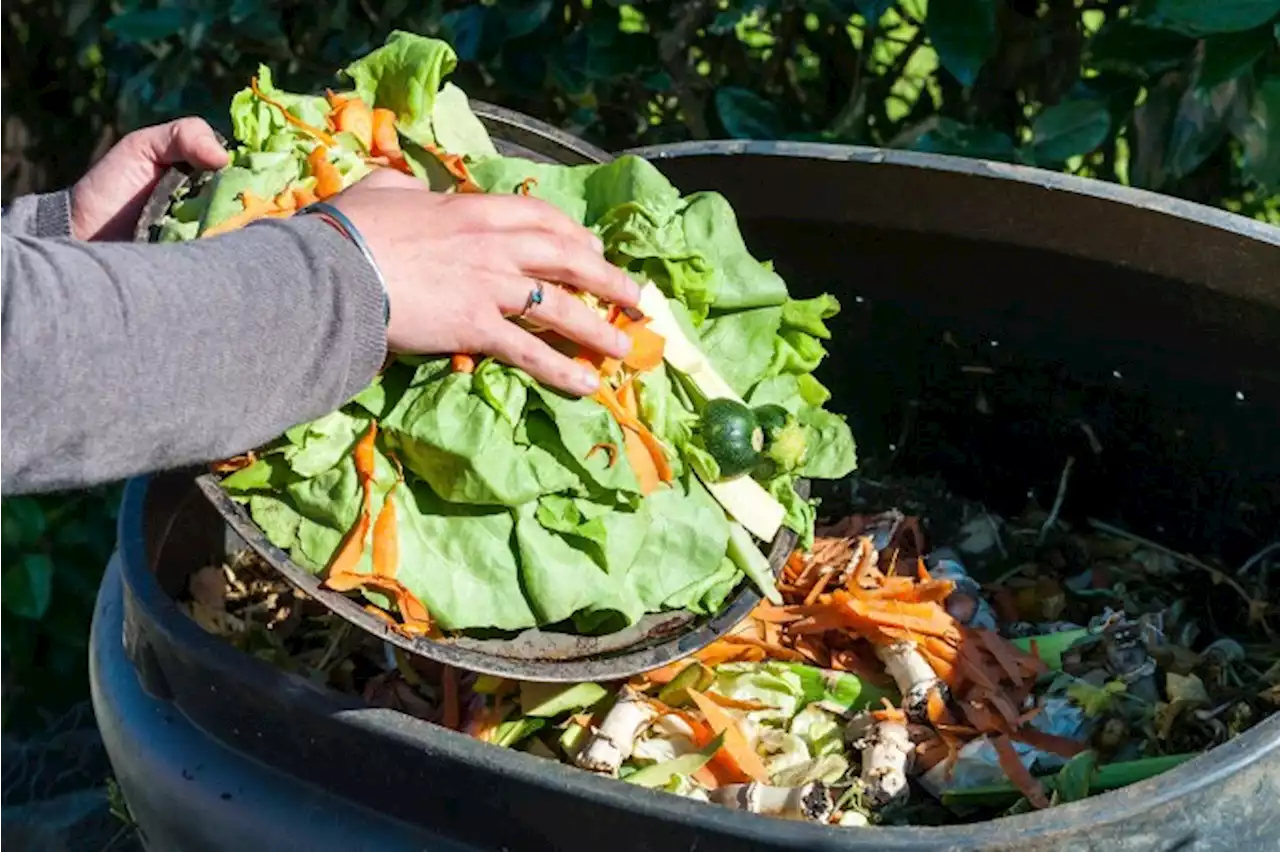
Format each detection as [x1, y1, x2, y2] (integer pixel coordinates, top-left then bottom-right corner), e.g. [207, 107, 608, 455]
[614, 330, 633, 354]
[575, 369, 601, 394]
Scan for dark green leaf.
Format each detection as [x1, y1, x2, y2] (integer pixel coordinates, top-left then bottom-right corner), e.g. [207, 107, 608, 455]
[926, 0, 999, 87]
[65, 0, 97, 33]
[106, 9, 190, 44]
[1167, 75, 1244, 180]
[228, 0, 261, 25]
[240, 11, 286, 43]
[499, 0, 554, 41]
[710, 10, 745, 35]
[852, 0, 896, 23]
[442, 6, 489, 62]
[497, 46, 549, 97]
[1053, 751, 1097, 804]
[3, 553, 55, 620]
[715, 86, 785, 139]
[1139, 0, 1280, 38]
[1233, 74, 1280, 189]
[909, 118, 1017, 162]
[2, 498, 47, 548]
[643, 71, 674, 92]
[1129, 71, 1189, 189]
[1199, 27, 1273, 90]
[1032, 98, 1112, 164]
[1086, 21, 1196, 77]
[1070, 74, 1143, 124]
[946, 754, 1194, 808]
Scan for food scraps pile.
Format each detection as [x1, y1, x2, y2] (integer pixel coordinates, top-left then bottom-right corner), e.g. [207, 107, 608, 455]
[183, 490, 1278, 826]
[173, 31, 856, 637]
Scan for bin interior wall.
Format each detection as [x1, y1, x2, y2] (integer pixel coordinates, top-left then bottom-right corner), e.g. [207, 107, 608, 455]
[639, 150, 1280, 560]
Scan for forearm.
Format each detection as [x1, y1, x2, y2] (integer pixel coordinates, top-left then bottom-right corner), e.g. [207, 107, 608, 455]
[1, 190, 74, 238]
[0, 217, 386, 494]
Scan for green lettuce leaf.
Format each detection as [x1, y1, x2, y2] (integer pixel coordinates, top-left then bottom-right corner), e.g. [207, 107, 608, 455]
[797, 407, 856, 480]
[699, 306, 783, 397]
[680, 192, 788, 311]
[229, 64, 329, 153]
[527, 385, 641, 495]
[768, 474, 816, 549]
[431, 82, 498, 159]
[514, 501, 636, 627]
[199, 151, 301, 233]
[781, 294, 839, 339]
[585, 479, 730, 612]
[343, 30, 457, 147]
[382, 371, 581, 506]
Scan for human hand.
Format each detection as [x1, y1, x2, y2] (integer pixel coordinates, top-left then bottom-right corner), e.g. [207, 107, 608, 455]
[329, 169, 640, 396]
[71, 118, 229, 241]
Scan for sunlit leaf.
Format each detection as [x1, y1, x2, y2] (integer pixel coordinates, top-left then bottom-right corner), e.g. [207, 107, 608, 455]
[1066, 678, 1128, 716]
[926, 0, 999, 87]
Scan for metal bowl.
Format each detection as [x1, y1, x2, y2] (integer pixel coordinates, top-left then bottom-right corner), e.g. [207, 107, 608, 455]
[135, 100, 801, 681]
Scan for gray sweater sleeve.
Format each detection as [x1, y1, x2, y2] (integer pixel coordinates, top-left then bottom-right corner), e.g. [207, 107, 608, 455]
[2, 190, 75, 238]
[1, 211, 387, 495]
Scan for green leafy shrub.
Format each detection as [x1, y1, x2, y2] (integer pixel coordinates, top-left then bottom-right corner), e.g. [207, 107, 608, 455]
[2, 487, 121, 731]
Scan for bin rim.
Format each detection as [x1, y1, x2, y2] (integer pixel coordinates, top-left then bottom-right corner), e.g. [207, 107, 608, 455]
[624, 139, 1280, 249]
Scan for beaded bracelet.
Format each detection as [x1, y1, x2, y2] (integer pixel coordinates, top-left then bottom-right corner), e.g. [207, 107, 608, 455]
[300, 201, 391, 325]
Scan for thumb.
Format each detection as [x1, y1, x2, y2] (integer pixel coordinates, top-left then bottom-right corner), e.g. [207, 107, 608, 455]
[130, 117, 230, 171]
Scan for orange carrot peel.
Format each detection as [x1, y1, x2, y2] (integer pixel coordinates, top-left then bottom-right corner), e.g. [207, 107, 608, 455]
[321, 422, 433, 635]
[251, 77, 338, 147]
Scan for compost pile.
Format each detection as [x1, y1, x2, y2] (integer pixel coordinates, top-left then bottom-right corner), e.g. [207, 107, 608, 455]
[166, 27, 1277, 829]
[183, 487, 1278, 827]
[176, 30, 856, 638]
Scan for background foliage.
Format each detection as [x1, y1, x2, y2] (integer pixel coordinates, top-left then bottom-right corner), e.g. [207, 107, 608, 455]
[2, 0, 1278, 726]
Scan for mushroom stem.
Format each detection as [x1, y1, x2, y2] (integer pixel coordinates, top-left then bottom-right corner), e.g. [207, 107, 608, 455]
[573, 686, 657, 775]
[847, 712, 913, 807]
[710, 782, 835, 822]
[875, 640, 946, 720]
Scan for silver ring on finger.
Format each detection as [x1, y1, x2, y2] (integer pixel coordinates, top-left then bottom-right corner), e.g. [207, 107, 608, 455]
[519, 281, 546, 319]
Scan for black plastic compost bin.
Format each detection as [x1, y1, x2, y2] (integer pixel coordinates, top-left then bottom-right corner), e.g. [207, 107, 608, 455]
[90, 130, 1280, 852]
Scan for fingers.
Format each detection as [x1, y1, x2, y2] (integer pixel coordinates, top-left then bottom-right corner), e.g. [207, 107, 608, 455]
[500, 280, 632, 360]
[482, 319, 602, 396]
[461, 194, 602, 251]
[504, 231, 641, 307]
[130, 118, 229, 170]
